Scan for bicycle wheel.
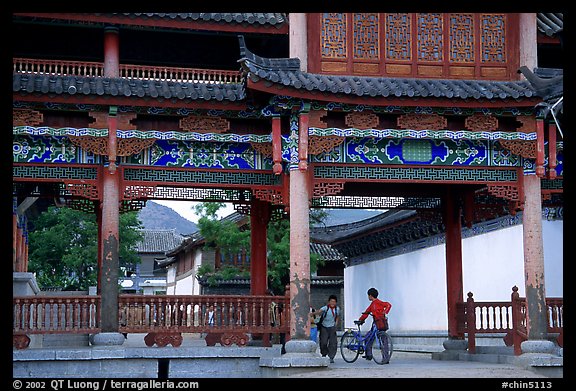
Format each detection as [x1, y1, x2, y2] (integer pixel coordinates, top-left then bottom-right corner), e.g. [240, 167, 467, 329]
[371, 331, 393, 365]
[340, 330, 360, 363]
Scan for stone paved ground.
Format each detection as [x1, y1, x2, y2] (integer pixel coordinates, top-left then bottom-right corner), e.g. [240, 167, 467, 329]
[280, 351, 546, 378]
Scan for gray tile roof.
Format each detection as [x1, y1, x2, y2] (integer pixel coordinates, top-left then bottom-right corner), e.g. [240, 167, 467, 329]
[136, 229, 185, 253]
[238, 35, 537, 101]
[114, 13, 287, 27]
[310, 242, 347, 263]
[537, 13, 563, 36]
[12, 73, 245, 102]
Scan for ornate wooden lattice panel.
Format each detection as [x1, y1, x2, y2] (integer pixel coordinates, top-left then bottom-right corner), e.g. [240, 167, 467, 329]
[13, 109, 44, 126]
[397, 113, 447, 130]
[345, 112, 380, 129]
[480, 14, 506, 63]
[353, 13, 380, 60]
[321, 13, 347, 59]
[385, 13, 412, 61]
[179, 115, 230, 133]
[464, 114, 499, 132]
[311, 13, 516, 79]
[449, 13, 475, 63]
[417, 13, 443, 62]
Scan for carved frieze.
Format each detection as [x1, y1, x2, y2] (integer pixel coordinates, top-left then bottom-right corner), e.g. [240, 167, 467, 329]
[179, 115, 230, 133]
[397, 113, 447, 130]
[345, 112, 380, 129]
[13, 109, 44, 126]
[250, 142, 273, 158]
[464, 114, 499, 131]
[498, 140, 536, 159]
[68, 136, 155, 156]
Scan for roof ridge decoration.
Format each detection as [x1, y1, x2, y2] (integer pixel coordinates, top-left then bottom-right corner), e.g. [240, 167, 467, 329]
[238, 36, 537, 102]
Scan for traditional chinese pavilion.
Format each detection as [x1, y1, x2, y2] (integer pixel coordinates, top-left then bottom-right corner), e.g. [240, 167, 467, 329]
[13, 13, 562, 358]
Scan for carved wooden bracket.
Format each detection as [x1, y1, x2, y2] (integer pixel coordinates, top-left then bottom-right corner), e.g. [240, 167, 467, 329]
[498, 140, 537, 159]
[308, 135, 345, 155]
[64, 182, 99, 200]
[13, 334, 30, 350]
[464, 113, 499, 131]
[313, 181, 345, 198]
[144, 332, 183, 347]
[179, 115, 230, 133]
[123, 185, 157, 200]
[487, 184, 520, 201]
[220, 332, 249, 347]
[345, 112, 380, 129]
[252, 188, 285, 205]
[397, 113, 447, 130]
[13, 109, 44, 126]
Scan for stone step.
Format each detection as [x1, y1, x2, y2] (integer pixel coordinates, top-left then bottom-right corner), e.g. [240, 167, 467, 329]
[474, 345, 515, 355]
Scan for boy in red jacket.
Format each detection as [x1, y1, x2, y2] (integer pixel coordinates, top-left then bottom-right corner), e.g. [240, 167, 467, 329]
[357, 287, 392, 360]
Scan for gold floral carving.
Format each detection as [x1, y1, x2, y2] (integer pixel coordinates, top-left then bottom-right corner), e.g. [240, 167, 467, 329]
[397, 113, 447, 130]
[345, 112, 380, 129]
[309, 110, 328, 128]
[498, 140, 537, 159]
[13, 109, 44, 126]
[179, 115, 230, 133]
[308, 135, 345, 155]
[464, 114, 499, 131]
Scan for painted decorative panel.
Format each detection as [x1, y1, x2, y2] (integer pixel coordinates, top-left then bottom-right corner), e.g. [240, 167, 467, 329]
[385, 13, 412, 61]
[124, 140, 273, 170]
[417, 13, 443, 62]
[321, 13, 347, 59]
[13, 135, 100, 164]
[310, 137, 522, 168]
[353, 13, 380, 60]
[480, 14, 506, 63]
[449, 13, 475, 63]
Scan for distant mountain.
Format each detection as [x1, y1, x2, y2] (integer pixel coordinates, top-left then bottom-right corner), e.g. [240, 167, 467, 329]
[137, 201, 198, 235]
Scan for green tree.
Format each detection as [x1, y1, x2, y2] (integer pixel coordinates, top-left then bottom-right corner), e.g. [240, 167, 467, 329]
[193, 202, 326, 295]
[28, 206, 143, 291]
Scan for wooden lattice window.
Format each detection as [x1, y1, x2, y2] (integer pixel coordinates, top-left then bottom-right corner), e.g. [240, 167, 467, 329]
[308, 13, 518, 80]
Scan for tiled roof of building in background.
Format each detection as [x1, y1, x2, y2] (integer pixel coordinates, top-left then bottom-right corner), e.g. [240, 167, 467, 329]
[537, 13, 563, 36]
[136, 229, 185, 253]
[310, 242, 347, 263]
[238, 36, 537, 101]
[13, 73, 245, 102]
[114, 13, 287, 27]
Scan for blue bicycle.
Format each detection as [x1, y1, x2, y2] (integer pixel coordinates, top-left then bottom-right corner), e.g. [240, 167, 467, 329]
[340, 320, 393, 365]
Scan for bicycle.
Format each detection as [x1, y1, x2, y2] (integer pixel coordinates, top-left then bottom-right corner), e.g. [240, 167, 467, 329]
[340, 320, 393, 365]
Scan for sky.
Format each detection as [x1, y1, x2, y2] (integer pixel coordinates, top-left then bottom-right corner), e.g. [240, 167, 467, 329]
[153, 200, 235, 223]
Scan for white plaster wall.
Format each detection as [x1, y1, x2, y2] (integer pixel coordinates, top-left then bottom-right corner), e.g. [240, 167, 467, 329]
[344, 220, 563, 332]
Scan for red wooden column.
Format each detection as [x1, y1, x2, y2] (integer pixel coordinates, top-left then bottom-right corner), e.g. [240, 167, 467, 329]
[288, 109, 312, 341]
[442, 186, 464, 340]
[98, 26, 122, 334]
[13, 208, 18, 271]
[250, 198, 271, 295]
[521, 174, 549, 341]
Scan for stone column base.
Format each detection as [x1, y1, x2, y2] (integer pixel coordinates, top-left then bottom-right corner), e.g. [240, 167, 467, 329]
[89, 332, 125, 346]
[520, 339, 556, 355]
[259, 339, 328, 377]
[431, 338, 468, 360]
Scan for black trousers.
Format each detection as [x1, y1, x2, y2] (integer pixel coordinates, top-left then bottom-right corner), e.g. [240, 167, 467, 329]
[319, 325, 337, 359]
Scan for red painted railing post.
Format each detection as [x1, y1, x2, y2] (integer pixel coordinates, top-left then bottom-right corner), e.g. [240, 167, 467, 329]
[466, 292, 476, 354]
[511, 286, 523, 355]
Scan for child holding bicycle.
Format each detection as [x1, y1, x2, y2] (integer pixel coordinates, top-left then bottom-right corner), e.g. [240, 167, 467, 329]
[356, 287, 392, 360]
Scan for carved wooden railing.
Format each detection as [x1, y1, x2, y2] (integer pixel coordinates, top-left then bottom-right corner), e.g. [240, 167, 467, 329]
[458, 286, 563, 355]
[13, 57, 242, 84]
[13, 295, 100, 349]
[13, 294, 289, 349]
[119, 294, 289, 347]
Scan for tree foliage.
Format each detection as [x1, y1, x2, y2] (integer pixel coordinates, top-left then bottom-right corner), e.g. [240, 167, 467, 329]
[28, 206, 143, 291]
[193, 202, 326, 295]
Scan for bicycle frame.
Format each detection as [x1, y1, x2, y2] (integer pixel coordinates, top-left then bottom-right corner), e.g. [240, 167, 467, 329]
[346, 322, 379, 352]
